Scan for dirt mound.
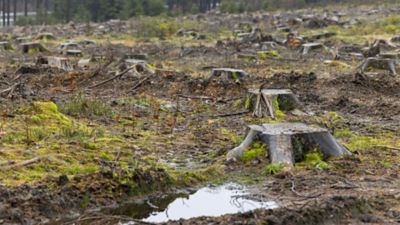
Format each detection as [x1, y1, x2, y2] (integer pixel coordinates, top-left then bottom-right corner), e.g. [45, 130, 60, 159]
[0, 167, 173, 224]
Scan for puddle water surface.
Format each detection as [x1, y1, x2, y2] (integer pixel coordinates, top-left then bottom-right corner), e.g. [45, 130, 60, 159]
[115, 183, 278, 224]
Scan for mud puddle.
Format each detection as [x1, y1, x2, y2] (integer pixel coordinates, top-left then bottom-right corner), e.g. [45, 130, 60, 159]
[110, 183, 278, 224]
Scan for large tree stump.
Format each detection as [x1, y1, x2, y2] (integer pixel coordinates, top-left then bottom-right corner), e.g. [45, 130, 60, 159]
[227, 123, 350, 166]
[247, 89, 303, 119]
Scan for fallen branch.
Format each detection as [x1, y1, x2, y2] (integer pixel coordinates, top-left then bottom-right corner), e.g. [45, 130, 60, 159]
[89, 57, 114, 79]
[0, 83, 19, 97]
[130, 75, 153, 92]
[0, 156, 42, 170]
[88, 66, 136, 89]
[208, 110, 250, 118]
[374, 145, 400, 151]
[177, 94, 215, 100]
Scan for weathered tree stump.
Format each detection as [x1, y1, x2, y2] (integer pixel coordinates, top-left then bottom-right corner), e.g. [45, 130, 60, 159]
[247, 89, 303, 119]
[208, 68, 248, 84]
[300, 43, 326, 55]
[78, 39, 97, 46]
[124, 53, 148, 61]
[227, 123, 350, 166]
[58, 42, 80, 54]
[36, 33, 56, 40]
[21, 42, 48, 54]
[124, 59, 151, 73]
[47, 57, 73, 71]
[0, 41, 13, 51]
[358, 56, 398, 75]
[391, 36, 400, 43]
[66, 49, 83, 57]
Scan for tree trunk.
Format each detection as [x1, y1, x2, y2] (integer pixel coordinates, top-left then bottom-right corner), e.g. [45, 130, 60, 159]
[24, 0, 28, 16]
[66, 0, 71, 22]
[13, 0, 16, 25]
[2, 0, 5, 27]
[6, 0, 10, 26]
[44, 0, 48, 16]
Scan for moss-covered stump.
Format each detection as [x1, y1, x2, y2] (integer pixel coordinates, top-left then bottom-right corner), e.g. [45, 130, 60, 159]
[208, 68, 248, 84]
[21, 42, 48, 54]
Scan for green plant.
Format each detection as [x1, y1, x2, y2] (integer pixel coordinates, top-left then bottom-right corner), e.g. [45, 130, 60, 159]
[263, 163, 284, 175]
[59, 94, 114, 118]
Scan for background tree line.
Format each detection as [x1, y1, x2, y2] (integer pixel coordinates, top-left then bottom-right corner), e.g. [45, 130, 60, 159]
[53, 0, 221, 23]
[10, 0, 399, 25]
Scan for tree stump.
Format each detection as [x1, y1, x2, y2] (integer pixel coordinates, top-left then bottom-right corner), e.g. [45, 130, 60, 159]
[0, 41, 13, 51]
[36, 33, 56, 40]
[46, 57, 73, 71]
[358, 56, 398, 75]
[227, 123, 350, 167]
[247, 89, 303, 119]
[66, 49, 83, 57]
[300, 43, 326, 55]
[21, 42, 48, 54]
[208, 68, 248, 84]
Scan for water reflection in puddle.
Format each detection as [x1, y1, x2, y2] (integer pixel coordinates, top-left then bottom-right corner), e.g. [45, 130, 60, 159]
[118, 183, 278, 224]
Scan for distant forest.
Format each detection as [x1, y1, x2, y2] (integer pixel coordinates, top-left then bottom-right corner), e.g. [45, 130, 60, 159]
[3, 0, 398, 25]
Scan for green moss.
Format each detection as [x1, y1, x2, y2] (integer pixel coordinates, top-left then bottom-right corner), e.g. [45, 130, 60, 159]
[171, 165, 222, 186]
[297, 152, 329, 170]
[30, 102, 72, 127]
[231, 135, 244, 146]
[84, 143, 98, 150]
[334, 128, 353, 139]
[257, 50, 282, 59]
[27, 47, 40, 54]
[244, 94, 252, 109]
[241, 142, 267, 162]
[346, 135, 389, 151]
[99, 151, 113, 161]
[273, 97, 285, 119]
[263, 163, 284, 175]
[63, 163, 98, 175]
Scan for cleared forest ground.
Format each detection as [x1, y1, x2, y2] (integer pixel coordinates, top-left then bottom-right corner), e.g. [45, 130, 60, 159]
[0, 3, 399, 225]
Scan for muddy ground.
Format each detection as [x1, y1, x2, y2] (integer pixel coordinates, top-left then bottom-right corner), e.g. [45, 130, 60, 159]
[0, 3, 400, 225]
